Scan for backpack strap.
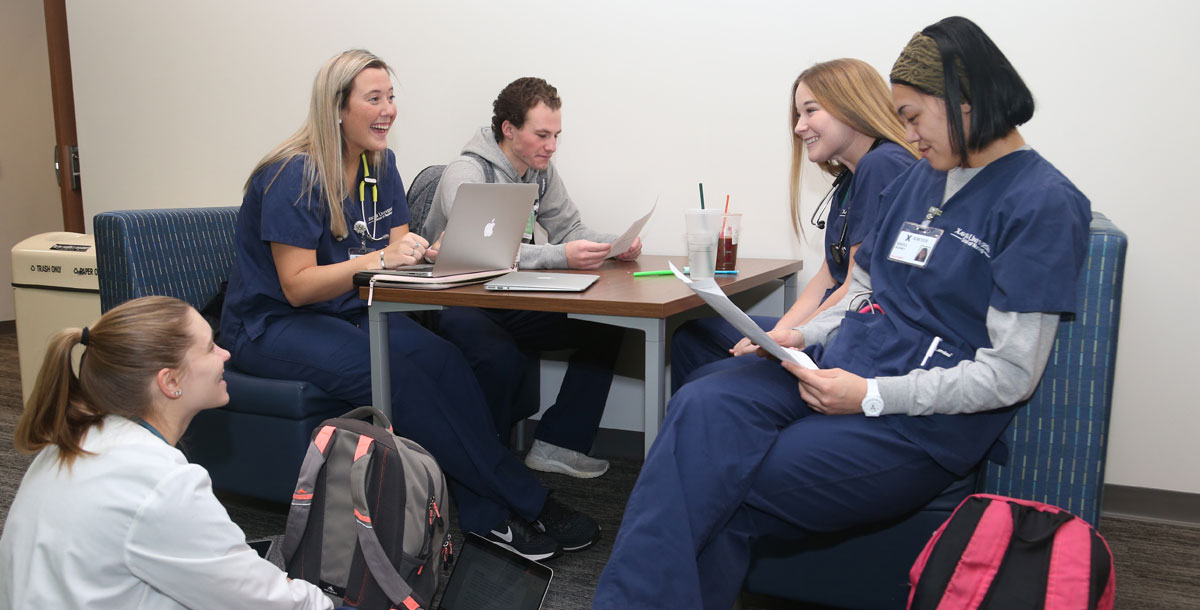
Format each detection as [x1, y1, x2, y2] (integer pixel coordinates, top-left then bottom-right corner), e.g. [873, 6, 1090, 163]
[350, 436, 425, 610]
[463, 152, 495, 183]
[463, 150, 546, 199]
[281, 424, 338, 566]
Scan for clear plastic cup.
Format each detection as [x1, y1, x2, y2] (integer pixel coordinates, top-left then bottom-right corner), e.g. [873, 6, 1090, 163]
[687, 233, 717, 279]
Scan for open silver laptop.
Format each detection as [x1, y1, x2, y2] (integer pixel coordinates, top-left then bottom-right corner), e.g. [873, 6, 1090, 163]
[391, 183, 536, 278]
[484, 271, 599, 292]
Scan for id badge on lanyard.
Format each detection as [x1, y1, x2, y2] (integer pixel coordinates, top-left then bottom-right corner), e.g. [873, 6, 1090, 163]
[522, 199, 540, 244]
[888, 221, 942, 268]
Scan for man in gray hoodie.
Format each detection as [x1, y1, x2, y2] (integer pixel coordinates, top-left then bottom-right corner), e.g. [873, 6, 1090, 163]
[425, 77, 641, 482]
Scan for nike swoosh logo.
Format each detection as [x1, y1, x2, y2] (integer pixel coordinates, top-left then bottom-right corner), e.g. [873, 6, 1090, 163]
[491, 526, 514, 543]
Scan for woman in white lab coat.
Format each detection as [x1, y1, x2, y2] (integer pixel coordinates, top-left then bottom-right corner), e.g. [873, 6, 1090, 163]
[0, 295, 334, 610]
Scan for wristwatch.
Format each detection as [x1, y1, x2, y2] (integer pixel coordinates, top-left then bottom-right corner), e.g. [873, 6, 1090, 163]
[862, 378, 884, 417]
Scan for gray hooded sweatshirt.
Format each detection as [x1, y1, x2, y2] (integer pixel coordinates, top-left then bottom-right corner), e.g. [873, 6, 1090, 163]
[425, 127, 616, 269]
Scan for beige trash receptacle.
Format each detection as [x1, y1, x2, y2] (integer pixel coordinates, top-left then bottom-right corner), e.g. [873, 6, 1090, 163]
[10, 232, 101, 405]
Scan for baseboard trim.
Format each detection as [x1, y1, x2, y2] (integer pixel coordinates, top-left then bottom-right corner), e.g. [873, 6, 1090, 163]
[1102, 484, 1200, 527]
[0, 320, 14, 332]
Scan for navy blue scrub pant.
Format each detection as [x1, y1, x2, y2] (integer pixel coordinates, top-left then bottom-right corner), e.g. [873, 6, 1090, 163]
[592, 357, 957, 610]
[436, 307, 622, 453]
[229, 309, 547, 534]
[670, 315, 777, 393]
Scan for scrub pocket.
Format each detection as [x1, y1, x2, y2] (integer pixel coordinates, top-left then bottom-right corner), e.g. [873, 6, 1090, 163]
[824, 312, 971, 377]
[820, 312, 887, 376]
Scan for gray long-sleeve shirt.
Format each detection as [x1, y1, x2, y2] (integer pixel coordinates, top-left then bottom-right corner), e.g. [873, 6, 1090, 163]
[425, 127, 615, 269]
[798, 263, 1060, 416]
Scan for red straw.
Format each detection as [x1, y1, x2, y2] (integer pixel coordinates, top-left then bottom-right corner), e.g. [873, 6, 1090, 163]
[720, 195, 731, 237]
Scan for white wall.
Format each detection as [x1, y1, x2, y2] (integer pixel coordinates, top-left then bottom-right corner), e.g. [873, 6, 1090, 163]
[66, 0, 1200, 494]
[0, 0, 63, 321]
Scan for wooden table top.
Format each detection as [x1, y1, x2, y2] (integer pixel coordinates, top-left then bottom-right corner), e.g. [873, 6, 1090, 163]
[360, 255, 802, 319]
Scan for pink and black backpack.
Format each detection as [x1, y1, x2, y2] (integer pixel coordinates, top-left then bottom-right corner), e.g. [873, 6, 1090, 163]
[907, 493, 1115, 610]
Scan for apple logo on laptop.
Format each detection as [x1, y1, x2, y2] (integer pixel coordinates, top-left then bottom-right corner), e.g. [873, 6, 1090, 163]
[483, 218, 496, 238]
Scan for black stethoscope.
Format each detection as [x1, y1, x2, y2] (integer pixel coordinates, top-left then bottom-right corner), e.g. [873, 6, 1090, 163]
[353, 153, 385, 243]
[808, 139, 883, 266]
[809, 169, 852, 265]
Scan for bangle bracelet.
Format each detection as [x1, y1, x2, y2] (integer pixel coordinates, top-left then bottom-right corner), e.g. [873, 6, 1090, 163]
[379, 250, 386, 270]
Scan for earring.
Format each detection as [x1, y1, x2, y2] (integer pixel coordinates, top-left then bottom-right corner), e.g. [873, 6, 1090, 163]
[174, 390, 182, 397]
[338, 118, 343, 125]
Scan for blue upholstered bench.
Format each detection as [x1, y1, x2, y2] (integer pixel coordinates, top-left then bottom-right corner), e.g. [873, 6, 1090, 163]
[742, 212, 1127, 609]
[94, 207, 352, 503]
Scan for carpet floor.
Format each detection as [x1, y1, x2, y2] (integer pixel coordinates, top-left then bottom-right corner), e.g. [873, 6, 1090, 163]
[1, 323, 1197, 608]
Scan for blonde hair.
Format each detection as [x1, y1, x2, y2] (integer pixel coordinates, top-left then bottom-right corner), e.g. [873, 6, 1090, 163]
[245, 49, 394, 239]
[14, 296, 193, 467]
[788, 58, 918, 237]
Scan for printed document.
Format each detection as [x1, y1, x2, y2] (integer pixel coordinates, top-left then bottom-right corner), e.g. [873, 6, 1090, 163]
[669, 262, 817, 369]
[608, 199, 657, 257]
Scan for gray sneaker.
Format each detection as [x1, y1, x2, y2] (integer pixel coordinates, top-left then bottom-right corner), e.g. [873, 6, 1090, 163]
[523, 440, 610, 478]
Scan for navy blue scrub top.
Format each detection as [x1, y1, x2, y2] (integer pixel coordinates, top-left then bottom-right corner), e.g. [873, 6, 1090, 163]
[221, 149, 408, 343]
[823, 141, 917, 296]
[813, 149, 1091, 475]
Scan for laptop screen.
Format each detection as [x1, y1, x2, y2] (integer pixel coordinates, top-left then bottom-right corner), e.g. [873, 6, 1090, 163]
[437, 533, 552, 610]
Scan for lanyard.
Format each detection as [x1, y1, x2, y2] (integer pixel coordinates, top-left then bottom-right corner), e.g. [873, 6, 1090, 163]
[357, 153, 383, 242]
[138, 419, 169, 445]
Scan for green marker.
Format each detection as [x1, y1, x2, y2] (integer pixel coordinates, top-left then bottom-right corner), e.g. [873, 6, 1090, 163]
[633, 269, 738, 277]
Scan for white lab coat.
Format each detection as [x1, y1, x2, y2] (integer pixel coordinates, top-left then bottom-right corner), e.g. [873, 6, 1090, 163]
[0, 415, 332, 610]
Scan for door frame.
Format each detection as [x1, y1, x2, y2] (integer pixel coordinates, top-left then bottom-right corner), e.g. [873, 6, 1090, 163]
[44, 0, 83, 232]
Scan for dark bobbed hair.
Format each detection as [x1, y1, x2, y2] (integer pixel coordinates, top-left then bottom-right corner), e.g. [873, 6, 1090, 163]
[914, 16, 1035, 165]
[491, 77, 562, 142]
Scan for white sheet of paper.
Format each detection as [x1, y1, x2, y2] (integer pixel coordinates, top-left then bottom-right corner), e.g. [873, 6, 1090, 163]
[669, 262, 818, 369]
[608, 199, 657, 257]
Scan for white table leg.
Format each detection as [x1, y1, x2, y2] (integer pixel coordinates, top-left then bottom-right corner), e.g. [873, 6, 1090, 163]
[367, 303, 442, 421]
[570, 313, 666, 457]
[369, 306, 392, 419]
[784, 270, 800, 309]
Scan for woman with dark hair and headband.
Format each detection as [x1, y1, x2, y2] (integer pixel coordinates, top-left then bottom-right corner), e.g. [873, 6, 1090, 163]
[593, 17, 1091, 609]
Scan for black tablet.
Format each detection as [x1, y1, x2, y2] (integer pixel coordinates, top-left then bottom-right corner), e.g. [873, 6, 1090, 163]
[436, 532, 553, 610]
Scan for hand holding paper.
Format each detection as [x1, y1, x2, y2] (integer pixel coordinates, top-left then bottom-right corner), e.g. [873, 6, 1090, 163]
[609, 199, 656, 258]
[669, 262, 817, 369]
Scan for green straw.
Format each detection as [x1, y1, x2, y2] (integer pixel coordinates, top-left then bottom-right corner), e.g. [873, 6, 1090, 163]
[699, 183, 706, 209]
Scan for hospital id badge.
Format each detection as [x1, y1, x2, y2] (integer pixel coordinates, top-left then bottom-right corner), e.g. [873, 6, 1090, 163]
[347, 247, 369, 259]
[888, 221, 942, 268]
[522, 209, 536, 243]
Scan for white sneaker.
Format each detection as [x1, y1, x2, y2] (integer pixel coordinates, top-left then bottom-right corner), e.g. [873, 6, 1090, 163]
[524, 440, 610, 479]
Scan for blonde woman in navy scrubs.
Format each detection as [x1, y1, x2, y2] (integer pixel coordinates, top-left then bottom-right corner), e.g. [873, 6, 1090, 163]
[594, 17, 1092, 609]
[221, 50, 598, 561]
[671, 58, 918, 392]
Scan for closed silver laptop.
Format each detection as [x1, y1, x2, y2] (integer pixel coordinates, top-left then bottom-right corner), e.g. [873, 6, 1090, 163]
[484, 271, 599, 292]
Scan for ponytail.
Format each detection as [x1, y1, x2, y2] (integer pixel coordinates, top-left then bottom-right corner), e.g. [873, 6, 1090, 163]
[14, 329, 101, 465]
[13, 296, 193, 467]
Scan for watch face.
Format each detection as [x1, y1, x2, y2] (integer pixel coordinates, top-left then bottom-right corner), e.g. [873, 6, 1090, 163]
[863, 398, 884, 417]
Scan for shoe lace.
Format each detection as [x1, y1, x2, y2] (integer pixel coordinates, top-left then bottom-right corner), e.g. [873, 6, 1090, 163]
[507, 515, 545, 540]
[537, 497, 574, 528]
